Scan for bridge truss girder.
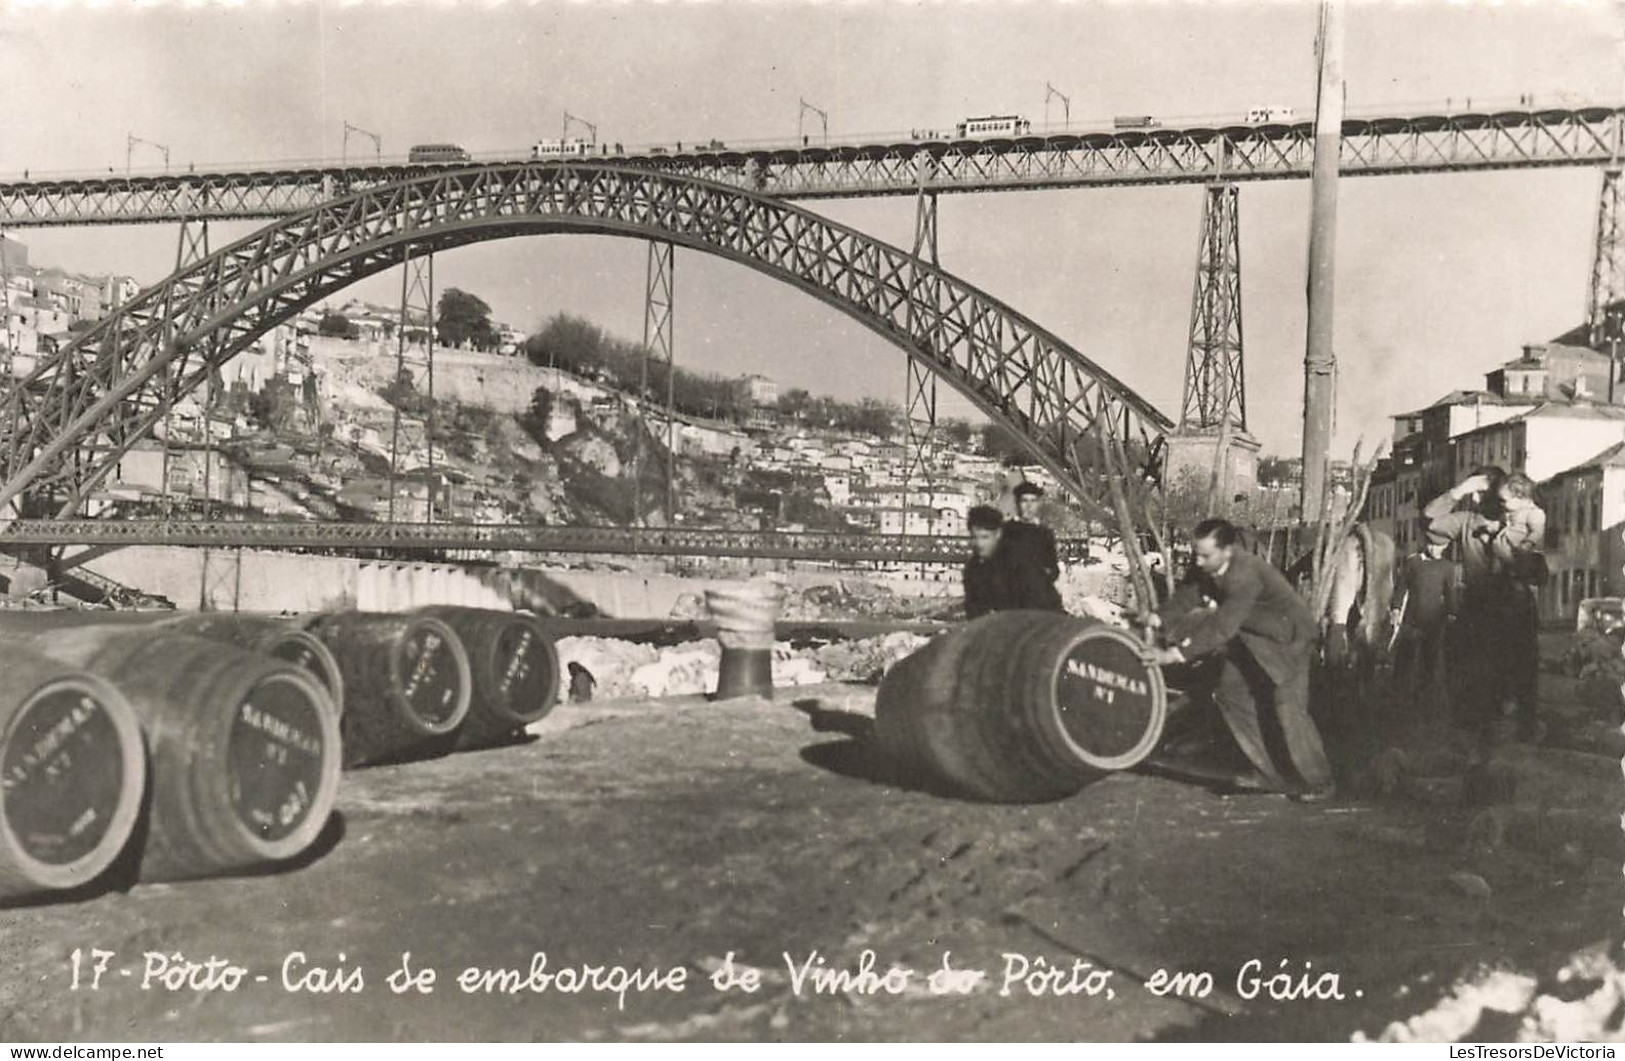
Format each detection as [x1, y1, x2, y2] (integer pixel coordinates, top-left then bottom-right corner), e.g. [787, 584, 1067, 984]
[1, 107, 1621, 226]
[0, 518, 1088, 565]
[0, 162, 1171, 520]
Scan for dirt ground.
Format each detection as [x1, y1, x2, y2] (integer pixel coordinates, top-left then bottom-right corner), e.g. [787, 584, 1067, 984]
[0, 676, 1619, 1043]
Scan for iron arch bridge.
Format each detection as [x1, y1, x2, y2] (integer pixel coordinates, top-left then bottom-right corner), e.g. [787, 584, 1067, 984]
[0, 161, 1171, 519]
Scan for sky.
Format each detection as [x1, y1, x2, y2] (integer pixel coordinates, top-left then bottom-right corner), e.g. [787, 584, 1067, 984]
[4, 0, 1624, 458]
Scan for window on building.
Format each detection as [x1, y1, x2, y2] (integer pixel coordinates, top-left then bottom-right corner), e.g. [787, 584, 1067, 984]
[1593, 494, 1602, 532]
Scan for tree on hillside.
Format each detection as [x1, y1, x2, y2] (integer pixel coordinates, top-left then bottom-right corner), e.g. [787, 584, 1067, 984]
[981, 422, 1038, 466]
[839, 397, 901, 438]
[519, 387, 555, 446]
[524, 313, 611, 376]
[318, 312, 357, 339]
[777, 387, 812, 420]
[940, 418, 975, 449]
[437, 288, 499, 350]
[249, 377, 303, 433]
[381, 368, 429, 416]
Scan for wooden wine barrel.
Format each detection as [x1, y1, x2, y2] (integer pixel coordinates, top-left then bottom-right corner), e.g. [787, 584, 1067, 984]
[11, 627, 341, 882]
[0, 645, 147, 901]
[305, 612, 472, 767]
[414, 607, 559, 748]
[0, 611, 345, 714]
[875, 611, 1168, 803]
[161, 616, 345, 714]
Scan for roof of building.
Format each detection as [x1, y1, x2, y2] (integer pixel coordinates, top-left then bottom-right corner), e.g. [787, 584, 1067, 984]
[1425, 389, 1529, 409]
[1519, 401, 1625, 421]
[1454, 400, 1625, 436]
[1546, 440, 1625, 481]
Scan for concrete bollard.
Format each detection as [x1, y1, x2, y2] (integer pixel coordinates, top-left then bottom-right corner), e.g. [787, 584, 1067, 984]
[705, 581, 784, 700]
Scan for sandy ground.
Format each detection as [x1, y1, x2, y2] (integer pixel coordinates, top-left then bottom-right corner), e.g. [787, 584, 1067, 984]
[0, 680, 1618, 1043]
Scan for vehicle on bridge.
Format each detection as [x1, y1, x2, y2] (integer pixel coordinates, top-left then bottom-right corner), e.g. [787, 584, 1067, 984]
[1245, 106, 1296, 124]
[955, 115, 1032, 138]
[407, 143, 472, 164]
[531, 138, 595, 159]
[1113, 115, 1162, 130]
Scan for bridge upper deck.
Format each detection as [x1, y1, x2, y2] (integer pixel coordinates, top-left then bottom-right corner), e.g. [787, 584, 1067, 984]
[1, 106, 1619, 226]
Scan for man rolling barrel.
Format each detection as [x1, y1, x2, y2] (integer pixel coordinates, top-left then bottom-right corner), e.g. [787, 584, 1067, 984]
[1141, 518, 1336, 802]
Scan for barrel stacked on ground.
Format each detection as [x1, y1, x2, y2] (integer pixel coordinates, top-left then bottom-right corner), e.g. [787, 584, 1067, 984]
[0, 605, 561, 903]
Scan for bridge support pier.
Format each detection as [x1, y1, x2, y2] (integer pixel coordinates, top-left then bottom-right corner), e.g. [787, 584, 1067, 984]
[198, 546, 242, 612]
[902, 177, 940, 532]
[389, 245, 435, 522]
[1166, 182, 1258, 514]
[1588, 168, 1625, 397]
[169, 215, 213, 521]
[635, 240, 676, 526]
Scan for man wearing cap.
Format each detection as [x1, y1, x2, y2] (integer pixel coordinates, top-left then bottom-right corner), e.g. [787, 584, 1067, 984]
[1004, 481, 1061, 584]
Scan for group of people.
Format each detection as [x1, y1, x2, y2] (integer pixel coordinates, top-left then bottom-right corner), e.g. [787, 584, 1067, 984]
[961, 482, 1065, 618]
[959, 465, 1549, 803]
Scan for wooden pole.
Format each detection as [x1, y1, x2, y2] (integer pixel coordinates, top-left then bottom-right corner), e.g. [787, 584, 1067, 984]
[1300, 0, 1345, 521]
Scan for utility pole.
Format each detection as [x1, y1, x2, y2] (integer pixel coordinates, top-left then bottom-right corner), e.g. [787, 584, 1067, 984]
[126, 134, 170, 175]
[563, 111, 598, 147]
[798, 98, 829, 146]
[1044, 82, 1071, 132]
[1300, 0, 1345, 520]
[342, 120, 381, 165]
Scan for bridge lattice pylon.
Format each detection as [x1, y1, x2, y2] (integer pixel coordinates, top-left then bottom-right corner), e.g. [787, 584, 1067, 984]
[388, 246, 435, 522]
[1588, 167, 1625, 351]
[1179, 182, 1246, 433]
[635, 240, 676, 526]
[901, 151, 940, 532]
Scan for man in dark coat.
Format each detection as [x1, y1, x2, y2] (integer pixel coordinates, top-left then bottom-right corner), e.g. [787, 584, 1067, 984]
[1144, 518, 1334, 800]
[963, 505, 1064, 619]
[1004, 481, 1060, 583]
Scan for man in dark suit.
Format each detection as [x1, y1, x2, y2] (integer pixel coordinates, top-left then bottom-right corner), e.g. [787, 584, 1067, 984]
[1143, 518, 1334, 801]
[963, 505, 1064, 619]
[1004, 481, 1060, 583]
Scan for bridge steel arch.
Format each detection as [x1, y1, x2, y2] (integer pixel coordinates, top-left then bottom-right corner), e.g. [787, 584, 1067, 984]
[0, 161, 1171, 517]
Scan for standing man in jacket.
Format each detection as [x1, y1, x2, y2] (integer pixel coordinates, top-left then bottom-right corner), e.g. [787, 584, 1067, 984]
[1143, 518, 1335, 800]
[1004, 481, 1061, 583]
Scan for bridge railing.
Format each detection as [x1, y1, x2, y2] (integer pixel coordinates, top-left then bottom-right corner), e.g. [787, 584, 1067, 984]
[0, 519, 1093, 565]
